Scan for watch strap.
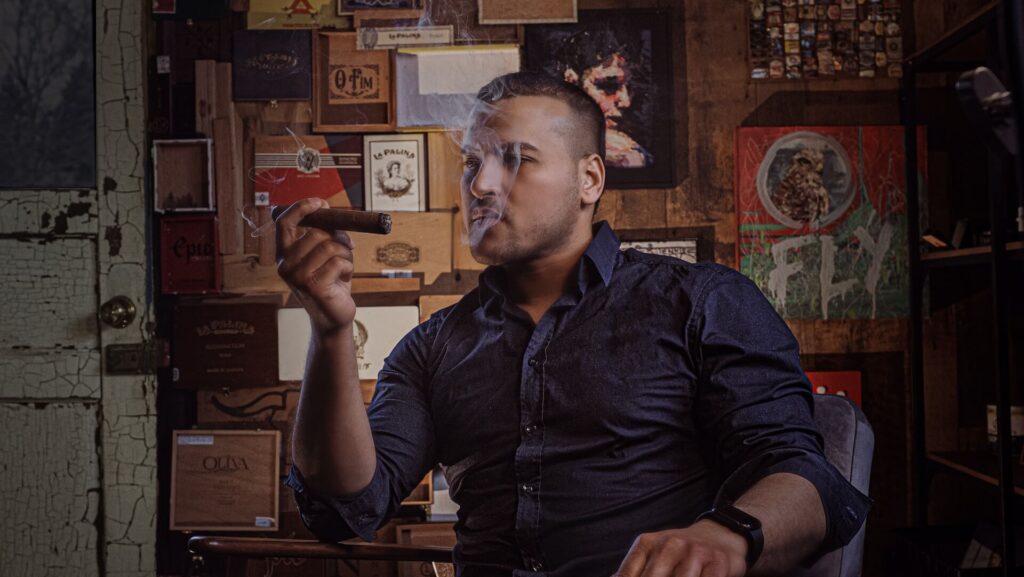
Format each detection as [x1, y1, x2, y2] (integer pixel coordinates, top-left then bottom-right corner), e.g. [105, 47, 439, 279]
[696, 504, 764, 569]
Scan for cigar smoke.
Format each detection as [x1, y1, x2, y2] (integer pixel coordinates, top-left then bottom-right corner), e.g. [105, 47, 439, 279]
[237, 1, 528, 250]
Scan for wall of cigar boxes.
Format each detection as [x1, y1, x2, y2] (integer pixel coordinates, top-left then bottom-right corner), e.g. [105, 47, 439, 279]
[149, 1, 977, 575]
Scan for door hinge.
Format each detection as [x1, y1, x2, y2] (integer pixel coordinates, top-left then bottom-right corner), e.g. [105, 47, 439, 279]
[105, 339, 170, 375]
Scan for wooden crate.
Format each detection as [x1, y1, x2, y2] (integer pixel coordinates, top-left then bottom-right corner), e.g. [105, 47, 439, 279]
[396, 522, 456, 577]
[170, 429, 281, 531]
[347, 212, 453, 284]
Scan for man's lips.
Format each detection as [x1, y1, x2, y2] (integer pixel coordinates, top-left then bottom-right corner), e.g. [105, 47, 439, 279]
[471, 209, 501, 223]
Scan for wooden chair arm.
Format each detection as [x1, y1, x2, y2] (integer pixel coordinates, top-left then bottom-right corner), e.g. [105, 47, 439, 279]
[187, 536, 453, 563]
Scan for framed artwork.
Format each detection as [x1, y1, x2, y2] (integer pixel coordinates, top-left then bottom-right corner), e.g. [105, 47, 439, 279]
[364, 134, 426, 212]
[747, 0, 904, 80]
[621, 239, 698, 264]
[478, 0, 576, 24]
[806, 370, 862, 407]
[736, 126, 926, 320]
[617, 226, 715, 263]
[0, 0, 95, 189]
[313, 31, 394, 132]
[232, 30, 312, 101]
[525, 9, 674, 188]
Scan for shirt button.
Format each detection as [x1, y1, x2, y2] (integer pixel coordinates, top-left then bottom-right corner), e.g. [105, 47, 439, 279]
[528, 358, 538, 368]
[524, 424, 537, 434]
[531, 560, 544, 571]
[521, 483, 535, 494]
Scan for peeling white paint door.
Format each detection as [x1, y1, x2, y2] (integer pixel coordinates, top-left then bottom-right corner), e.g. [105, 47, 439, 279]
[0, 2, 155, 577]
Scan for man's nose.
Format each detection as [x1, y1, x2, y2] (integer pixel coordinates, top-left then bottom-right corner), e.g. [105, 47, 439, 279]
[469, 155, 507, 199]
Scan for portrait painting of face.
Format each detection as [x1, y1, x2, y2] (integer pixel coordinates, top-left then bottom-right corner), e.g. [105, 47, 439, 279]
[525, 9, 675, 188]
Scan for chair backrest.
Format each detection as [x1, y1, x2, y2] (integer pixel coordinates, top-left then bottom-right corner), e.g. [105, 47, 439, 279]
[791, 394, 874, 577]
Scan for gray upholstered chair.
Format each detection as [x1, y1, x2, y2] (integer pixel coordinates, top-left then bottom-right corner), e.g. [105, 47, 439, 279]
[792, 394, 875, 577]
[189, 394, 874, 577]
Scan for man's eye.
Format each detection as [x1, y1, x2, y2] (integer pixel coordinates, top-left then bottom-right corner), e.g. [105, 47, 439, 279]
[463, 157, 480, 170]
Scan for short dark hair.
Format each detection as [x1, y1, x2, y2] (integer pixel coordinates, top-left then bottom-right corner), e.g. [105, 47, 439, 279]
[475, 71, 605, 162]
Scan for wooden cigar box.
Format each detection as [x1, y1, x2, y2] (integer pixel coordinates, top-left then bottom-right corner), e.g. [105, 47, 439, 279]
[313, 31, 394, 132]
[418, 295, 463, 324]
[172, 301, 279, 389]
[153, 139, 215, 213]
[277, 306, 419, 381]
[170, 429, 281, 531]
[195, 383, 301, 425]
[160, 214, 222, 295]
[396, 521, 455, 577]
[347, 212, 453, 284]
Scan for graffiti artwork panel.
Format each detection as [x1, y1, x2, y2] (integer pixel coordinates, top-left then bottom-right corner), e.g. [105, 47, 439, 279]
[736, 126, 925, 320]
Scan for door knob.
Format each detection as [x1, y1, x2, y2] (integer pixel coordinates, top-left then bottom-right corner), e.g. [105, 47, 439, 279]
[100, 296, 137, 329]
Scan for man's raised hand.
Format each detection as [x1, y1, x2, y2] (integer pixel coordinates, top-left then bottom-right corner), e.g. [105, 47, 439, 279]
[275, 198, 357, 338]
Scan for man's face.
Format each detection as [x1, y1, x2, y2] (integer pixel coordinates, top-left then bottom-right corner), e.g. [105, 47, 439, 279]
[460, 95, 583, 266]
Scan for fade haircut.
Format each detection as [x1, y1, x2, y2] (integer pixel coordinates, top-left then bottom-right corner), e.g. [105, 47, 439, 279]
[475, 71, 606, 163]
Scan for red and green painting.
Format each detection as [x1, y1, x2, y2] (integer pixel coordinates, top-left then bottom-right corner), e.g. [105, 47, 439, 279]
[736, 126, 926, 320]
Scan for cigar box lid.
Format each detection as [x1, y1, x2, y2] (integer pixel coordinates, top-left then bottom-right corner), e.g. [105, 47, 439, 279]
[170, 429, 281, 531]
[172, 301, 279, 389]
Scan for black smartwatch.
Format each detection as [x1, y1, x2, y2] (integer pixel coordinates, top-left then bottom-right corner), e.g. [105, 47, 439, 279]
[696, 503, 764, 568]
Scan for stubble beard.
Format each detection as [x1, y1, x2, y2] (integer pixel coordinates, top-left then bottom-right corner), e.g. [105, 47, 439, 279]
[470, 174, 581, 267]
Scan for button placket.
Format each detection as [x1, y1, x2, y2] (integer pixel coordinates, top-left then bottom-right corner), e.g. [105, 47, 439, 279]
[514, 314, 556, 570]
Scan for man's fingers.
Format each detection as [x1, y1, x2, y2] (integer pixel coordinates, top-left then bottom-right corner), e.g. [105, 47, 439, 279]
[274, 197, 328, 255]
[307, 255, 354, 295]
[332, 230, 355, 251]
[281, 237, 353, 285]
[613, 535, 652, 577]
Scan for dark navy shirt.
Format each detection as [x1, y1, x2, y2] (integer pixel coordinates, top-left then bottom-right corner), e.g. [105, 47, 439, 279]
[286, 221, 871, 577]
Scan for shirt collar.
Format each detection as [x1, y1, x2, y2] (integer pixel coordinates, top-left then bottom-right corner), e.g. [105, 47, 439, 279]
[581, 220, 620, 290]
[478, 221, 620, 308]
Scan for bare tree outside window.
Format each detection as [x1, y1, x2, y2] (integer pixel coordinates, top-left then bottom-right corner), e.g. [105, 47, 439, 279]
[0, 0, 95, 189]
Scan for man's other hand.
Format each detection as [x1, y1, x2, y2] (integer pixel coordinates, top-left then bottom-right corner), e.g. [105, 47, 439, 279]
[612, 520, 748, 577]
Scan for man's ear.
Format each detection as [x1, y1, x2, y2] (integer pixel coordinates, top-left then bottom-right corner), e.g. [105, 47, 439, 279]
[579, 153, 605, 209]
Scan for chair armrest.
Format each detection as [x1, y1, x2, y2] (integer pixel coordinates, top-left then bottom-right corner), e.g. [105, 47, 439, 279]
[187, 536, 453, 563]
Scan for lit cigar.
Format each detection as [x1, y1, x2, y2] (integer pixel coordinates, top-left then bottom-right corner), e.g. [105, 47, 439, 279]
[271, 205, 392, 235]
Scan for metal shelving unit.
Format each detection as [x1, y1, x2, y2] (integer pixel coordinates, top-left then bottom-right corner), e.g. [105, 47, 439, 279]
[903, 2, 1024, 575]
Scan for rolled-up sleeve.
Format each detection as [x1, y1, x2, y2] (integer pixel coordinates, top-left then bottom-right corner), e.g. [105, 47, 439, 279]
[691, 266, 871, 553]
[285, 315, 440, 542]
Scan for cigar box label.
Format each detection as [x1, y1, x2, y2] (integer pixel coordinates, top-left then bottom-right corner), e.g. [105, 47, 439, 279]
[178, 435, 215, 445]
[376, 242, 420, 267]
[329, 64, 382, 103]
[356, 25, 453, 50]
[160, 215, 222, 295]
[173, 302, 279, 389]
[255, 135, 364, 208]
[170, 430, 280, 531]
[233, 30, 312, 101]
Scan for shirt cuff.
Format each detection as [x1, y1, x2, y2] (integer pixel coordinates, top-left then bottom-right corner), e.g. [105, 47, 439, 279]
[285, 464, 389, 542]
[712, 450, 873, 554]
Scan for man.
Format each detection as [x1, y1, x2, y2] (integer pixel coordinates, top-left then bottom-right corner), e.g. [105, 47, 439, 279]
[276, 72, 870, 577]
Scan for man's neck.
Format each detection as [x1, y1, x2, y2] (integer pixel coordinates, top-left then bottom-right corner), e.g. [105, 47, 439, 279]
[503, 223, 593, 310]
